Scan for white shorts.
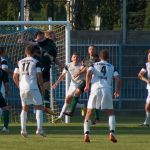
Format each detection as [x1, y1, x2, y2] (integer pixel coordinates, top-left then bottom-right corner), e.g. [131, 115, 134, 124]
[146, 89, 150, 104]
[67, 84, 79, 96]
[20, 89, 43, 106]
[87, 88, 113, 110]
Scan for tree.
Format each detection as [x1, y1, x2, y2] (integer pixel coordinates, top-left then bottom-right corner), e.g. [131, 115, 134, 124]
[127, 0, 147, 30]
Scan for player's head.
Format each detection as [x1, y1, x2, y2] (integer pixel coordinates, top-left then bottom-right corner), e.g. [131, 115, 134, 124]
[45, 30, 56, 41]
[34, 31, 45, 42]
[99, 50, 109, 60]
[147, 50, 150, 62]
[88, 45, 95, 56]
[71, 52, 79, 63]
[25, 45, 35, 57]
[0, 46, 5, 56]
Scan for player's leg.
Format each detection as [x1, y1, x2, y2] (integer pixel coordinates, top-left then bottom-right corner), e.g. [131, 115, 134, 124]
[68, 80, 86, 117]
[141, 91, 150, 126]
[83, 90, 99, 143]
[141, 103, 150, 126]
[20, 105, 29, 137]
[101, 88, 117, 143]
[57, 95, 73, 119]
[32, 89, 45, 136]
[92, 109, 100, 125]
[35, 105, 45, 136]
[0, 96, 10, 132]
[20, 90, 30, 137]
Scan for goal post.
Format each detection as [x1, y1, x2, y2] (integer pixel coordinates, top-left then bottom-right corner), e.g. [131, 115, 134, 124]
[0, 21, 70, 123]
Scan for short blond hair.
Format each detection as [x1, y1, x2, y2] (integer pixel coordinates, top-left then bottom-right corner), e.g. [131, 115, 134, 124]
[44, 30, 55, 37]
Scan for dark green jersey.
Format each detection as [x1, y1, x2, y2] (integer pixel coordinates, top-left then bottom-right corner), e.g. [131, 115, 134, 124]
[38, 38, 57, 62]
[85, 54, 99, 67]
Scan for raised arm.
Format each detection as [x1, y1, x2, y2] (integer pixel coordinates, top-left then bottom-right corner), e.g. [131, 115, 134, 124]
[52, 73, 66, 90]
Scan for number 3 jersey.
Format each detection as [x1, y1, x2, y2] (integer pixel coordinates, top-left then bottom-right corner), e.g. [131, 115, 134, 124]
[14, 57, 41, 91]
[88, 60, 119, 91]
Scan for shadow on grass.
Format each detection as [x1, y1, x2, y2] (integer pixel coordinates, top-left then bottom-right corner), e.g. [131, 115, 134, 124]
[1, 123, 150, 136]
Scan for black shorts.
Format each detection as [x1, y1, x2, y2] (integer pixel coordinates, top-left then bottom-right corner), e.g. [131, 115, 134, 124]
[0, 97, 7, 108]
[77, 80, 86, 93]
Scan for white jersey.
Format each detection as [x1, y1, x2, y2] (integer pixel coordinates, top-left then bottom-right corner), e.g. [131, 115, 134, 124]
[140, 62, 150, 89]
[63, 62, 85, 85]
[88, 60, 119, 91]
[14, 56, 41, 91]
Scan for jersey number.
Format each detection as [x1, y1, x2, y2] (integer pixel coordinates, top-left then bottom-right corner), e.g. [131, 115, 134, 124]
[22, 62, 30, 72]
[101, 66, 106, 76]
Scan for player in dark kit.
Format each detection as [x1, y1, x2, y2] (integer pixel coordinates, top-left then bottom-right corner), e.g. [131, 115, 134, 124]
[0, 68, 10, 132]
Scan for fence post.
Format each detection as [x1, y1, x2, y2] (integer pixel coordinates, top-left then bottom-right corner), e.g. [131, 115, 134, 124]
[118, 44, 122, 110]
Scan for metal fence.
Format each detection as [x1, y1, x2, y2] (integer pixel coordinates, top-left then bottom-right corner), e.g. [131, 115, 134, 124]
[70, 42, 150, 110]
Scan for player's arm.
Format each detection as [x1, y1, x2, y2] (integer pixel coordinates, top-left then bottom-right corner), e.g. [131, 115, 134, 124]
[36, 62, 44, 95]
[18, 38, 38, 45]
[73, 66, 87, 79]
[138, 68, 150, 83]
[1, 59, 13, 75]
[113, 70, 121, 98]
[52, 72, 66, 90]
[84, 67, 93, 92]
[13, 67, 20, 88]
[2, 70, 10, 96]
[52, 66, 67, 89]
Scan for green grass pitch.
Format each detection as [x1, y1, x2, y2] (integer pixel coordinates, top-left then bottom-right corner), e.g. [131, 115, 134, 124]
[0, 111, 150, 150]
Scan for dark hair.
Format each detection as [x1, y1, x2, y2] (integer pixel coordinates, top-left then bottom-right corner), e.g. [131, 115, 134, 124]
[99, 50, 109, 60]
[34, 31, 44, 38]
[72, 52, 79, 56]
[25, 45, 35, 55]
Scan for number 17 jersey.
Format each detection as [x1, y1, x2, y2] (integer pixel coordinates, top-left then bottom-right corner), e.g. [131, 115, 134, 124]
[14, 56, 41, 91]
[88, 60, 119, 91]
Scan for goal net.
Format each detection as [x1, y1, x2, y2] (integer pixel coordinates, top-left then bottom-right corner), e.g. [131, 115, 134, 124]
[0, 21, 70, 123]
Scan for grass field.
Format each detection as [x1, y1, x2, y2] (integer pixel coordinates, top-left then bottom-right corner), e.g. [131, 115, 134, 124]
[0, 111, 150, 150]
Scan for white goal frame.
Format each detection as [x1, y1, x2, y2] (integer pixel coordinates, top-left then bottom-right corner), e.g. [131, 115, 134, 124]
[0, 21, 71, 123]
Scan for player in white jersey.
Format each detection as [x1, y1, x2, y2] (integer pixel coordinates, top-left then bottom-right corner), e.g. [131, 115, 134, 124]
[13, 45, 45, 137]
[52, 53, 86, 122]
[83, 50, 121, 143]
[138, 49, 150, 127]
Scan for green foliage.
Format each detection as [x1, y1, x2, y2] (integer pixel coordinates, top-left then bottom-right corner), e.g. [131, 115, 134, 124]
[0, 0, 19, 21]
[127, 0, 147, 30]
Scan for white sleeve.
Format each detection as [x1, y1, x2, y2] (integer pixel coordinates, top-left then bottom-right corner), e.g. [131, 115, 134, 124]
[87, 66, 94, 73]
[140, 68, 146, 73]
[62, 68, 67, 74]
[14, 68, 19, 74]
[36, 67, 41, 73]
